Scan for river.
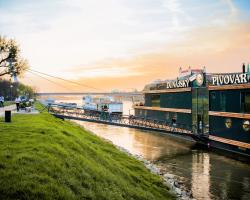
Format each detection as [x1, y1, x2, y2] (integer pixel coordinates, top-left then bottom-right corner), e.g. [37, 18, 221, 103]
[40, 95, 250, 200]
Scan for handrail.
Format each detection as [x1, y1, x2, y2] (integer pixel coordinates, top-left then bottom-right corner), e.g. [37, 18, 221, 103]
[48, 105, 212, 145]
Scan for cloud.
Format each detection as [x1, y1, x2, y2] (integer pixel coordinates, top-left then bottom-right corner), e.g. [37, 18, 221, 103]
[2, 0, 237, 73]
[21, 19, 250, 92]
[65, 20, 250, 88]
[2, 0, 249, 92]
[222, 0, 238, 18]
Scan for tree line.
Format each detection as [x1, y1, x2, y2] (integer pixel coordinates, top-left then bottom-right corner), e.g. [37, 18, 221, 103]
[0, 36, 35, 100]
[0, 79, 36, 101]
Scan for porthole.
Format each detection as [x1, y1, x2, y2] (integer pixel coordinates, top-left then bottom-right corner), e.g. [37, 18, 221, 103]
[225, 118, 232, 129]
[242, 120, 250, 132]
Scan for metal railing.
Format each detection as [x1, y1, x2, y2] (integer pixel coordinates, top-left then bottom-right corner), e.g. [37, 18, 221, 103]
[48, 104, 210, 144]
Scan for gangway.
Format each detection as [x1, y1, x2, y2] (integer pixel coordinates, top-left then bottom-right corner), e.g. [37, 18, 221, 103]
[48, 104, 209, 145]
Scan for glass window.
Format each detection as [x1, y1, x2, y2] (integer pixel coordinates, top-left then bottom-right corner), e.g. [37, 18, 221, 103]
[242, 120, 250, 132]
[210, 91, 226, 111]
[220, 92, 226, 111]
[166, 112, 169, 120]
[192, 88, 209, 134]
[151, 95, 160, 107]
[241, 92, 250, 113]
[225, 118, 232, 128]
[209, 92, 216, 111]
[192, 89, 198, 133]
[172, 113, 177, 126]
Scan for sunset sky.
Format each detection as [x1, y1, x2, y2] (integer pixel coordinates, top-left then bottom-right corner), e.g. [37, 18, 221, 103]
[1, 0, 250, 92]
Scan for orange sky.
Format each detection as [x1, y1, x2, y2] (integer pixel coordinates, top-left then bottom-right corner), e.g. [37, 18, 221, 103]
[2, 0, 249, 92]
[21, 21, 250, 92]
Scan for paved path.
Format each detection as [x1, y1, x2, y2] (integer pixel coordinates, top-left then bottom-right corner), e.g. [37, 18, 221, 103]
[0, 105, 16, 117]
[0, 105, 40, 118]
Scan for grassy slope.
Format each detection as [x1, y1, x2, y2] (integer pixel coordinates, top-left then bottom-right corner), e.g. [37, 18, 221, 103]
[0, 110, 174, 200]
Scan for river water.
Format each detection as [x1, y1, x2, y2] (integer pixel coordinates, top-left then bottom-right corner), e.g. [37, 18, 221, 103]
[41, 95, 250, 200]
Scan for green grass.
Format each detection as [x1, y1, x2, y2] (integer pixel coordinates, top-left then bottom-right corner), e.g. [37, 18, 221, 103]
[0, 105, 174, 200]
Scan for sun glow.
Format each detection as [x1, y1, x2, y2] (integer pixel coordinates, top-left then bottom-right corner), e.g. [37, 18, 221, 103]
[1, 0, 250, 92]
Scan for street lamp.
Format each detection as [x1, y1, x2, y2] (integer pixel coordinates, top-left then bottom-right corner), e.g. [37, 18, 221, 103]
[10, 84, 13, 101]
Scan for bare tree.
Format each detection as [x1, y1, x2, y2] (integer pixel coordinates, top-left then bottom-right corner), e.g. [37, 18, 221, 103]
[0, 36, 28, 77]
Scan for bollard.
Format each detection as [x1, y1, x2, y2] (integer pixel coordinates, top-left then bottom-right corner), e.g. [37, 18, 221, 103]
[5, 110, 11, 123]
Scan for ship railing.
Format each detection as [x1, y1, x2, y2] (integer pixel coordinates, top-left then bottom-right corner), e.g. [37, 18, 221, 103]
[49, 105, 192, 135]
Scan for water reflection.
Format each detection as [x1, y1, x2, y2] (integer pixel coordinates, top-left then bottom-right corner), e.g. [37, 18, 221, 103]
[75, 121, 250, 200]
[191, 153, 211, 200]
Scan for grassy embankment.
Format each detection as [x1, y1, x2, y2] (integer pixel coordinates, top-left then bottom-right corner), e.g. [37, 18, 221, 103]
[0, 104, 174, 200]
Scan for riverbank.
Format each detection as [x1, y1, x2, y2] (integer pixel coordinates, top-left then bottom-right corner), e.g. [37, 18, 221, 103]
[116, 147, 194, 200]
[78, 123, 194, 200]
[0, 106, 174, 199]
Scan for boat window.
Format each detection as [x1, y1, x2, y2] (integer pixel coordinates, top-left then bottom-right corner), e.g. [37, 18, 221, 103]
[151, 95, 160, 107]
[219, 92, 226, 111]
[172, 113, 177, 126]
[166, 112, 169, 120]
[242, 120, 250, 132]
[241, 92, 250, 113]
[209, 91, 226, 111]
[225, 118, 232, 129]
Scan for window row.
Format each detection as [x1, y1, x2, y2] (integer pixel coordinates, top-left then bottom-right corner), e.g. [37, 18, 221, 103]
[146, 92, 192, 109]
[210, 91, 250, 113]
[225, 118, 250, 132]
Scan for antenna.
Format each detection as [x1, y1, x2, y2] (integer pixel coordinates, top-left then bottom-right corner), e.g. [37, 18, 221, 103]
[242, 63, 246, 73]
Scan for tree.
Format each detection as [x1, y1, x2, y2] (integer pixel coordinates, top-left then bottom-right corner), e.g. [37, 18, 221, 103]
[0, 79, 37, 101]
[0, 36, 28, 77]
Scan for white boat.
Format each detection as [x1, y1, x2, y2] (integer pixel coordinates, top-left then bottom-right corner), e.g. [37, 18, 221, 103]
[42, 98, 55, 106]
[56, 102, 77, 108]
[83, 95, 123, 114]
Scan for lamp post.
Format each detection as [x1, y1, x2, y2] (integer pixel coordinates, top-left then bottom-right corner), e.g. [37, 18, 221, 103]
[10, 84, 13, 101]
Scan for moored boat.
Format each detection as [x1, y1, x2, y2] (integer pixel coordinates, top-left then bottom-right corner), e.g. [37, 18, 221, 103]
[134, 65, 250, 158]
[83, 95, 123, 118]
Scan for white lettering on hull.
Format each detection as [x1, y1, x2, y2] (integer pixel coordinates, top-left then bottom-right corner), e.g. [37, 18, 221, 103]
[166, 79, 190, 89]
[211, 73, 249, 85]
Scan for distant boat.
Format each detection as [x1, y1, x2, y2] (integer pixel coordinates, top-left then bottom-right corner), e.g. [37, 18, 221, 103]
[56, 102, 77, 108]
[43, 98, 55, 106]
[83, 95, 123, 116]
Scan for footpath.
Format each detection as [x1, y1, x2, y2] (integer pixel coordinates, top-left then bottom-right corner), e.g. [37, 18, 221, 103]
[0, 104, 16, 117]
[0, 105, 39, 118]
